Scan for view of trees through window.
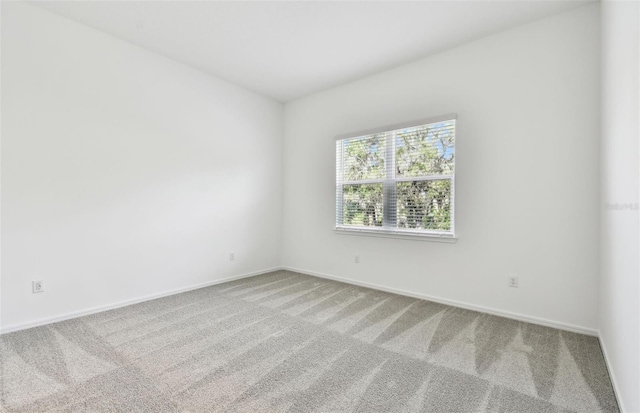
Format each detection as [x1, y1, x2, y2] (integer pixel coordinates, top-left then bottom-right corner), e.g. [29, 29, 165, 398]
[337, 119, 455, 233]
[342, 184, 383, 227]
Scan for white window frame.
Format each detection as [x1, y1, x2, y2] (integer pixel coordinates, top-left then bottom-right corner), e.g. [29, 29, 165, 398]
[334, 114, 457, 242]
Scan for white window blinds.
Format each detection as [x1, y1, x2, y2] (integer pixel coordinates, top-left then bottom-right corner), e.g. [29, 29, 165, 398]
[335, 116, 455, 237]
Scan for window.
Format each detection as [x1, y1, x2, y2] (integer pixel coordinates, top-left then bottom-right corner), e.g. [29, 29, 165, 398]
[335, 115, 455, 238]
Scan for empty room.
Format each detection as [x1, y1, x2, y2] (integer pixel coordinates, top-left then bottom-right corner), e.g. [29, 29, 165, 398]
[1, 0, 638, 412]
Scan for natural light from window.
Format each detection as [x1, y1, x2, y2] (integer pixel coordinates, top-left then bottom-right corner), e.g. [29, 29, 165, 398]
[335, 116, 455, 238]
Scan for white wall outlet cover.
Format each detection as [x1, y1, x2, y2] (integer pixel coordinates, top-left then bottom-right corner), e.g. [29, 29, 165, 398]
[32, 280, 45, 293]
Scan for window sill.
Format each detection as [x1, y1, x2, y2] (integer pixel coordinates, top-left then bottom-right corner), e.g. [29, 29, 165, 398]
[333, 227, 458, 243]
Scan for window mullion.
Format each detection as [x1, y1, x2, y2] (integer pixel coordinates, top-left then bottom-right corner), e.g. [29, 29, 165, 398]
[336, 140, 344, 226]
[383, 131, 397, 228]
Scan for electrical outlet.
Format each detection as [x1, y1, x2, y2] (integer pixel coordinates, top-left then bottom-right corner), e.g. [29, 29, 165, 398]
[508, 276, 519, 288]
[32, 280, 45, 293]
[229, 252, 235, 261]
[354, 255, 360, 264]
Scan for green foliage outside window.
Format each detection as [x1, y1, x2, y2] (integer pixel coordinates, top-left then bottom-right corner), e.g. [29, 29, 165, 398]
[397, 180, 451, 230]
[338, 120, 455, 233]
[344, 134, 386, 181]
[343, 184, 383, 227]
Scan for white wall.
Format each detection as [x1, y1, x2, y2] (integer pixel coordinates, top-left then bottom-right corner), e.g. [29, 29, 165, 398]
[0, 3, 283, 330]
[282, 4, 601, 333]
[600, 1, 640, 411]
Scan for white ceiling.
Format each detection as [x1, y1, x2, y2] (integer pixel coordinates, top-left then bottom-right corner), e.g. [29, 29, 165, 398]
[32, 1, 594, 103]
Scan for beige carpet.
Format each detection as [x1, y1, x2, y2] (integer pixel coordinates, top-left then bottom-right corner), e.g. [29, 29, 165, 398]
[0, 270, 618, 412]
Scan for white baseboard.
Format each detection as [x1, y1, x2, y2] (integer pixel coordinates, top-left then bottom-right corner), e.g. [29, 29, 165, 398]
[598, 336, 626, 413]
[0, 267, 280, 335]
[281, 266, 599, 337]
[2, 265, 600, 338]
